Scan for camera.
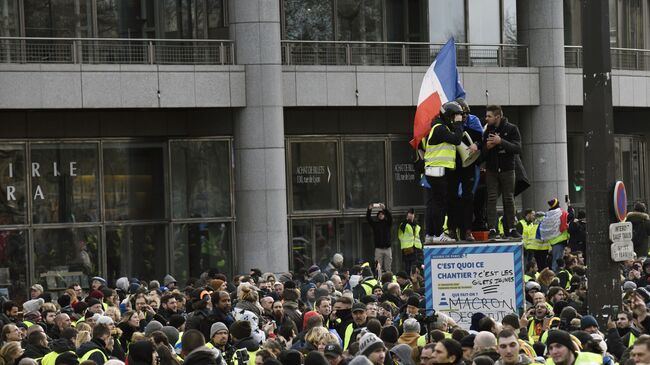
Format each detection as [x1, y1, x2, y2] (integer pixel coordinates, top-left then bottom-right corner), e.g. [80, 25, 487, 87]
[414, 309, 438, 325]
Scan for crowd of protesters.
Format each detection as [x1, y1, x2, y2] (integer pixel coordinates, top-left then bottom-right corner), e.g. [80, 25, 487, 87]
[0, 238, 650, 365]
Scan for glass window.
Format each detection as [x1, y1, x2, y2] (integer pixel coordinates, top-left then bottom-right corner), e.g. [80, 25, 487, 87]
[337, 0, 384, 41]
[284, 0, 334, 40]
[429, 0, 465, 43]
[172, 222, 231, 284]
[0, 230, 27, 303]
[0, 0, 18, 37]
[0, 145, 26, 225]
[170, 140, 231, 219]
[30, 143, 100, 224]
[502, 0, 517, 43]
[103, 142, 165, 221]
[343, 141, 385, 209]
[338, 219, 358, 268]
[314, 219, 336, 268]
[615, 136, 647, 205]
[563, 0, 581, 45]
[160, 0, 226, 39]
[391, 140, 424, 208]
[33, 227, 99, 290]
[106, 225, 167, 284]
[24, 0, 92, 37]
[291, 220, 312, 271]
[290, 141, 338, 211]
[97, 0, 156, 38]
[468, 0, 500, 44]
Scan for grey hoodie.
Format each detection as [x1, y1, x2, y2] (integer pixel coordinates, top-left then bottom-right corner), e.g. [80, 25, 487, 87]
[390, 344, 415, 365]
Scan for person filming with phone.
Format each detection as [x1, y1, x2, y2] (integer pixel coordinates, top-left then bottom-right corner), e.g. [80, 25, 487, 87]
[366, 202, 393, 272]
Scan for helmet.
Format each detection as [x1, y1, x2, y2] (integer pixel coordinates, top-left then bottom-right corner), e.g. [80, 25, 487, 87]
[440, 101, 463, 122]
[455, 98, 470, 114]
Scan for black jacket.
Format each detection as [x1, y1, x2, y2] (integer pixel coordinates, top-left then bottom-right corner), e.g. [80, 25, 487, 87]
[183, 345, 221, 365]
[482, 118, 522, 172]
[366, 208, 393, 248]
[77, 339, 111, 365]
[627, 211, 650, 258]
[18, 343, 49, 362]
[186, 308, 216, 340]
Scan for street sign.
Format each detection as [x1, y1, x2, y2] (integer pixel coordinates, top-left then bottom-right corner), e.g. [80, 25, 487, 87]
[613, 181, 627, 222]
[609, 221, 633, 242]
[611, 241, 635, 262]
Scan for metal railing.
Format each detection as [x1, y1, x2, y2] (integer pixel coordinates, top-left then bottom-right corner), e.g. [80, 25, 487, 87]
[0, 37, 235, 65]
[281, 40, 529, 67]
[565, 45, 650, 71]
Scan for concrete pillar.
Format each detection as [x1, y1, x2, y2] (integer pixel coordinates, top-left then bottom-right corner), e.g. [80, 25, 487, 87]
[230, 0, 288, 273]
[517, 0, 569, 211]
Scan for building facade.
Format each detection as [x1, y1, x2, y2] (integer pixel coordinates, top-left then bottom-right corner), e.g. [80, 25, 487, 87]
[0, 0, 649, 301]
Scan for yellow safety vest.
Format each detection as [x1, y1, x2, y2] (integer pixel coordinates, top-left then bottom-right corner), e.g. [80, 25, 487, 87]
[520, 219, 550, 250]
[628, 332, 637, 347]
[547, 230, 569, 246]
[399, 223, 423, 250]
[231, 348, 258, 365]
[343, 323, 354, 350]
[559, 269, 573, 290]
[360, 279, 378, 296]
[545, 351, 603, 365]
[41, 351, 75, 365]
[499, 217, 505, 236]
[23, 320, 34, 328]
[80, 348, 108, 363]
[424, 124, 456, 170]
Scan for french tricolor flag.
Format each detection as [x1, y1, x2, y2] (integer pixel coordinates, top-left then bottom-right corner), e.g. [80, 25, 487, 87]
[410, 39, 466, 149]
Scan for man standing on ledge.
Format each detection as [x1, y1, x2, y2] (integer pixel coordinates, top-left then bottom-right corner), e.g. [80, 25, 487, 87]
[482, 105, 522, 240]
[367, 203, 393, 272]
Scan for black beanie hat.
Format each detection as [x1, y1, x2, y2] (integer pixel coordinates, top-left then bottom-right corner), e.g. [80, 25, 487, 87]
[406, 295, 420, 308]
[57, 294, 71, 308]
[85, 297, 101, 307]
[279, 350, 302, 365]
[502, 313, 520, 329]
[230, 320, 252, 340]
[546, 330, 575, 353]
[55, 351, 79, 365]
[379, 325, 399, 344]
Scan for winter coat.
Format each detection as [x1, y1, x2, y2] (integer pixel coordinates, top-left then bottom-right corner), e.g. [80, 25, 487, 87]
[77, 339, 110, 365]
[627, 211, 650, 258]
[482, 118, 522, 172]
[183, 345, 221, 365]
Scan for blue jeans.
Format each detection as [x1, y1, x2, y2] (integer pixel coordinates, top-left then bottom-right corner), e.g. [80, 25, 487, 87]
[551, 242, 566, 272]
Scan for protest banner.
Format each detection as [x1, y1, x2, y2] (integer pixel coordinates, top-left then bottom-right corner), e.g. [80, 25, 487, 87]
[424, 243, 524, 329]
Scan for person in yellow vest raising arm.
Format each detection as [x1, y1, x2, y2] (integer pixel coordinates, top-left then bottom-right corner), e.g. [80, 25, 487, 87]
[398, 208, 423, 274]
[419, 101, 464, 243]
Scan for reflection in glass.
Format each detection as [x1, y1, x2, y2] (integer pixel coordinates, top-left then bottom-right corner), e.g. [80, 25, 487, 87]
[0, 145, 26, 225]
[391, 141, 425, 208]
[502, 0, 517, 44]
[291, 142, 338, 211]
[284, 0, 333, 40]
[172, 223, 231, 284]
[344, 141, 385, 209]
[161, 0, 227, 39]
[103, 143, 165, 221]
[468, 0, 499, 44]
[314, 219, 335, 268]
[429, 0, 465, 43]
[96, 0, 156, 38]
[567, 135, 585, 205]
[24, 0, 92, 37]
[33, 227, 99, 290]
[338, 219, 358, 268]
[171, 141, 231, 219]
[0, 230, 27, 304]
[31, 143, 99, 224]
[336, 0, 383, 41]
[106, 225, 167, 284]
[291, 220, 312, 271]
[615, 137, 646, 205]
[0, 0, 18, 36]
[563, 0, 581, 45]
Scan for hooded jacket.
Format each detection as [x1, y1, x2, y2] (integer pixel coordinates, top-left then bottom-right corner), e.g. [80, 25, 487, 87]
[390, 344, 416, 365]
